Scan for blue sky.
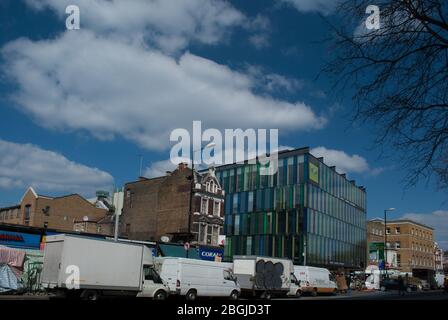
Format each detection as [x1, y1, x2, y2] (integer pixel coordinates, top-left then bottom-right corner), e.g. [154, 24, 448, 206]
[0, 0, 447, 248]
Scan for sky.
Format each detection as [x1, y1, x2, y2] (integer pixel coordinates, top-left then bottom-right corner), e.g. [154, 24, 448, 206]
[0, 0, 447, 249]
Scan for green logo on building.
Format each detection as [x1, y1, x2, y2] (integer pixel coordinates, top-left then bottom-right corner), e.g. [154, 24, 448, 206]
[309, 162, 319, 184]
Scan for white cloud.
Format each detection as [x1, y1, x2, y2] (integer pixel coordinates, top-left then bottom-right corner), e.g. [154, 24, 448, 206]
[246, 65, 304, 93]
[311, 146, 383, 175]
[280, 0, 339, 15]
[400, 211, 448, 250]
[25, 0, 246, 54]
[249, 34, 271, 49]
[2, 31, 326, 151]
[245, 14, 271, 49]
[0, 139, 114, 195]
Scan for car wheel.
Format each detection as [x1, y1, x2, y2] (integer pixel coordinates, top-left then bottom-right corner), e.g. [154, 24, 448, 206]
[230, 290, 239, 300]
[406, 287, 412, 293]
[154, 290, 167, 300]
[186, 290, 197, 301]
[82, 290, 99, 301]
[311, 288, 318, 297]
[296, 290, 302, 298]
[380, 286, 386, 292]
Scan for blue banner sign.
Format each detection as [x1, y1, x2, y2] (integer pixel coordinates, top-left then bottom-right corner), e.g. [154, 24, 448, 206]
[0, 230, 42, 249]
[199, 246, 224, 261]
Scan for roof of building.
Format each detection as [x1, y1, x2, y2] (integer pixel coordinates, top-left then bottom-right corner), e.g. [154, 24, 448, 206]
[368, 218, 434, 230]
[212, 146, 365, 190]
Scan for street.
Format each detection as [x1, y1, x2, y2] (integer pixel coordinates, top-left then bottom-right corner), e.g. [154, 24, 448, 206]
[275, 290, 448, 301]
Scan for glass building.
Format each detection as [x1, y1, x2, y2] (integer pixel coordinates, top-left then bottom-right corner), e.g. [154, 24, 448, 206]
[215, 147, 367, 269]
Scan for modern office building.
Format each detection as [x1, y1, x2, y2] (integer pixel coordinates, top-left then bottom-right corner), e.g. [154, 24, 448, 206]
[215, 147, 367, 270]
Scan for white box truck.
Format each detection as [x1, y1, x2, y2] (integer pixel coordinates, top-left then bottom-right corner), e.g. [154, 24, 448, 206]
[154, 257, 240, 300]
[40, 234, 169, 300]
[232, 256, 297, 299]
[291, 266, 337, 296]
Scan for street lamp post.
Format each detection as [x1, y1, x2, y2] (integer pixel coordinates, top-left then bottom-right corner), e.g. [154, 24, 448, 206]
[186, 142, 215, 258]
[384, 207, 396, 278]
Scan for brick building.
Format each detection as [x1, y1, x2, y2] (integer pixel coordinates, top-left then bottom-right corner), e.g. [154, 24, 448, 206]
[0, 187, 113, 235]
[121, 164, 225, 245]
[367, 218, 435, 273]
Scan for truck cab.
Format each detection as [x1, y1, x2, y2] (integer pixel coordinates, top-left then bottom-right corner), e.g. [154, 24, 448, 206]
[137, 263, 169, 300]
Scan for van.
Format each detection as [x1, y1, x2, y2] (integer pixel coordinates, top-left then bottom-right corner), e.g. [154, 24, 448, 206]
[233, 256, 295, 299]
[155, 257, 240, 300]
[293, 266, 337, 296]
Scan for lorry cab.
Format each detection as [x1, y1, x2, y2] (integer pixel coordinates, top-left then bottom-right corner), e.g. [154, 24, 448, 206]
[137, 264, 170, 300]
[136, 247, 169, 300]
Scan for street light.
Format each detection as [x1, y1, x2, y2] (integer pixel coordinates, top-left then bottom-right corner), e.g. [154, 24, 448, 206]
[186, 141, 216, 258]
[384, 207, 396, 277]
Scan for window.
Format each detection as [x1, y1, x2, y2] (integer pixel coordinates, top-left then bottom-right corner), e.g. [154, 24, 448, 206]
[395, 242, 401, 249]
[213, 201, 221, 216]
[223, 270, 235, 281]
[386, 227, 391, 235]
[143, 265, 163, 283]
[199, 223, 207, 243]
[125, 223, 131, 234]
[397, 254, 401, 267]
[201, 198, 209, 214]
[395, 227, 400, 234]
[24, 205, 31, 225]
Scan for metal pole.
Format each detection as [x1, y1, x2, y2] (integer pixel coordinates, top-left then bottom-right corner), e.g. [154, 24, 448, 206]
[187, 149, 195, 259]
[303, 235, 307, 266]
[384, 210, 388, 278]
[114, 210, 120, 242]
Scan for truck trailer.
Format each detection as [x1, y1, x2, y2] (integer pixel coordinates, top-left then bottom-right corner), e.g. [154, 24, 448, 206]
[232, 256, 297, 299]
[40, 234, 169, 300]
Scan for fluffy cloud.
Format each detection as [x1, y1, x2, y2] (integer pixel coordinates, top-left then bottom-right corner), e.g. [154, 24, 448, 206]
[400, 211, 448, 250]
[280, 0, 339, 15]
[25, 0, 245, 53]
[246, 65, 304, 93]
[0, 139, 114, 194]
[2, 31, 326, 151]
[311, 146, 383, 175]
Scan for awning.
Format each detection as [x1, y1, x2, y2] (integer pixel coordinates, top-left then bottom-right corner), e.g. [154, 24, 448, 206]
[158, 244, 200, 259]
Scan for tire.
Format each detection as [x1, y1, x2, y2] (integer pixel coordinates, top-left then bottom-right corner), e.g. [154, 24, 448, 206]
[380, 286, 386, 292]
[230, 290, 239, 300]
[311, 288, 318, 297]
[154, 290, 167, 300]
[186, 290, 197, 301]
[332, 289, 338, 296]
[295, 290, 302, 298]
[82, 290, 100, 301]
[406, 287, 412, 293]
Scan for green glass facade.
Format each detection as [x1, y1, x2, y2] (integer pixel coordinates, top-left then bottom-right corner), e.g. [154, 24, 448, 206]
[215, 148, 367, 269]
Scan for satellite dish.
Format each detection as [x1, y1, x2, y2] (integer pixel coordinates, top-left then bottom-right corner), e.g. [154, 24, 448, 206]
[160, 236, 169, 243]
[83, 216, 89, 221]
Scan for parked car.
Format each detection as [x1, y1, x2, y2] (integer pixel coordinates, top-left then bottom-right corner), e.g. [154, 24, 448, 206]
[379, 278, 418, 292]
[155, 257, 240, 301]
[40, 234, 169, 300]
